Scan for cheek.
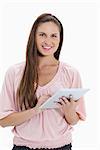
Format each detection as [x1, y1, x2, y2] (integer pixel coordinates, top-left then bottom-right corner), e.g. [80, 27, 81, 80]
[55, 39, 60, 46]
[36, 38, 42, 47]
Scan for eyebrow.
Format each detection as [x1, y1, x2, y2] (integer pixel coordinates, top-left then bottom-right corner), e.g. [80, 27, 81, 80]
[37, 32, 59, 35]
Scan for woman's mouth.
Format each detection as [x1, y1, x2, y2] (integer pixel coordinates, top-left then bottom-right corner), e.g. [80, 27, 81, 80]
[42, 46, 52, 51]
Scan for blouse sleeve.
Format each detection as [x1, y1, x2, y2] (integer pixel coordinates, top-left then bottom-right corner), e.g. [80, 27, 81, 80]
[71, 68, 86, 121]
[0, 67, 17, 120]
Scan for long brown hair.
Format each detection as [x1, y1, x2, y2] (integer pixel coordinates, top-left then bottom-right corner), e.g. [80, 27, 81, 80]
[16, 13, 64, 111]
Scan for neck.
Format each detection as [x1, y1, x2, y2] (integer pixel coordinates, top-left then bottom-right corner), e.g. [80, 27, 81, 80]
[38, 55, 59, 68]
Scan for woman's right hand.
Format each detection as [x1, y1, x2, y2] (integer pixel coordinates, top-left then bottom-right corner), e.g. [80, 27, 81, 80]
[34, 95, 51, 114]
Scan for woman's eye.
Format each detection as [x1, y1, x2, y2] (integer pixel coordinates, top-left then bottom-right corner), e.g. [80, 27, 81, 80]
[52, 34, 57, 38]
[39, 33, 45, 36]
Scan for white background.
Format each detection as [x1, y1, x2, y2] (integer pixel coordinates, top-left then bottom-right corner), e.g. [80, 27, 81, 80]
[0, 0, 100, 150]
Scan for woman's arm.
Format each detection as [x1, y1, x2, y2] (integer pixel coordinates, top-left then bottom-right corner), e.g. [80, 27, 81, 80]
[64, 108, 79, 125]
[0, 94, 51, 128]
[0, 106, 41, 127]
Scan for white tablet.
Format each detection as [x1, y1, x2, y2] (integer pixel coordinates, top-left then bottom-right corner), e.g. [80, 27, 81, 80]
[39, 88, 89, 109]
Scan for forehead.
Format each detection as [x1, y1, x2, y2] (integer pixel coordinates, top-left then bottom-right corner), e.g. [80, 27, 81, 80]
[36, 22, 60, 33]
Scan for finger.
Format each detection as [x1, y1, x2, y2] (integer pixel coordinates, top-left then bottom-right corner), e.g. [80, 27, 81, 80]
[46, 94, 51, 98]
[55, 102, 62, 108]
[58, 100, 63, 105]
[74, 99, 80, 102]
[61, 96, 70, 104]
[54, 101, 62, 105]
[60, 97, 70, 106]
[69, 94, 73, 100]
[60, 97, 66, 104]
[74, 99, 80, 106]
[59, 99, 66, 105]
[68, 94, 73, 103]
[70, 99, 75, 105]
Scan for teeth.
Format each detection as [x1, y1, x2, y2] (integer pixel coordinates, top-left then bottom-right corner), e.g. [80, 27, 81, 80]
[42, 45, 52, 48]
[43, 46, 51, 49]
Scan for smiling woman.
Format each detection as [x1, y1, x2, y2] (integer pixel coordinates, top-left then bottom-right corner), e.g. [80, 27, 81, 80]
[36, 22, 60, 56]
[0, 13, 86, 150]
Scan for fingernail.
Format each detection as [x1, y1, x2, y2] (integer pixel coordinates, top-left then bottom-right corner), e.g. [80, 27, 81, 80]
[69, 95, 73, 99]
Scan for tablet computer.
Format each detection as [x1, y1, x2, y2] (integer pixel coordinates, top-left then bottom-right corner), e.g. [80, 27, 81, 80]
[39, 88, 89, 109]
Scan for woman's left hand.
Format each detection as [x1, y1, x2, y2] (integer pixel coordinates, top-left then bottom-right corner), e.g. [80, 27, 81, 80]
[56, 96, 80, 125]
[57, 96, 78, 114]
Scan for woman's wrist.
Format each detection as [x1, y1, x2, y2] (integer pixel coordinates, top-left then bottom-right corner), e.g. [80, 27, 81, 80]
[64, 110, 79, 125]
[34, 106, 42, 115]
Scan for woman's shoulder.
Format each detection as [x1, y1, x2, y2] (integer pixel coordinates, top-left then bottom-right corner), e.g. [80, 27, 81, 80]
[60, 61, 82, 86]
[60, 61, 79, 75]
[5, 61, 25, 77]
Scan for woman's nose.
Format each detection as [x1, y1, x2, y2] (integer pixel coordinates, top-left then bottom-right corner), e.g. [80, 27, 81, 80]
[44, 37, 52, 45]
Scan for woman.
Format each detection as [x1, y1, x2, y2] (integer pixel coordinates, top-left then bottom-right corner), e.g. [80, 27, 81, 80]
[0, 13, 86, 150]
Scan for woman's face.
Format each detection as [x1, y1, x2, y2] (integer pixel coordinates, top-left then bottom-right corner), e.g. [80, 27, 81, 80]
[35, 21, 60, 56]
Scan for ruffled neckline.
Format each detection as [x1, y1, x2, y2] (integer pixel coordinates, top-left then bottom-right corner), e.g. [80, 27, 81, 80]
[38, 61, 62, 90]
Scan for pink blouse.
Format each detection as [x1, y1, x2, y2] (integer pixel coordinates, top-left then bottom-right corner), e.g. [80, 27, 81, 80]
[0, 61, 86, 149]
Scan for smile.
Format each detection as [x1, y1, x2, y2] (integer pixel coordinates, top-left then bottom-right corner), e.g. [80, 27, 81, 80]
[42, 46, 52, 51]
